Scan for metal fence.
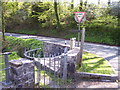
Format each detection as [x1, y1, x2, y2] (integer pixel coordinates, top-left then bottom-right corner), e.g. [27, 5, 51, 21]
[1, 41, 70, 88]
[24, 44, 69, 88]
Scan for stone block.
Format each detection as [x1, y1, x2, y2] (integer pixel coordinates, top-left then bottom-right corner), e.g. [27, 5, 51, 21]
[9, 58, 34, 88]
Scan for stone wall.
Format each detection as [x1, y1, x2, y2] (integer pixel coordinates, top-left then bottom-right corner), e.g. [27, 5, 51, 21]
[5, 41, 117, 88]
[43, 42, 70, 56]
[7, 41, 80, 88]
[42, 41, 80, 76]
[43, 41, 80, 63]
[9, 58, 34, 88]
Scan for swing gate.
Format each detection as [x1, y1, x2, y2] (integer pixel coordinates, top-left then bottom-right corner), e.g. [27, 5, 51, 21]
[24, 46, 69, 88]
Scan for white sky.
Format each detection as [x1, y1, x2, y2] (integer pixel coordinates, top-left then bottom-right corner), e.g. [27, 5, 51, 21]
[60, 0, 119, 5]
[3, 0, 119, 3]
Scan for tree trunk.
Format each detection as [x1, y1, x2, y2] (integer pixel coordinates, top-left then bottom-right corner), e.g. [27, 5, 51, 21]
[54, 0, 60, 31]
[84, 0, 87, 7]
[108, 0, 111, 6]
[79, 0, 83, 11]
[1, 2, 5, 41]
[98, 0, 100, 5]
[71, 0, 74, 9]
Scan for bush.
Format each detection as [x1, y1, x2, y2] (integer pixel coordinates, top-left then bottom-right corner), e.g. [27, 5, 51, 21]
[84, 15, 120, 45]
[2, 36, 43, 57]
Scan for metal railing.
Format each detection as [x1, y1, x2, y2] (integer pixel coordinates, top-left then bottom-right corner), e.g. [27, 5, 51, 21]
[24, 48, 42, 60]
[23, 42, 69, 88]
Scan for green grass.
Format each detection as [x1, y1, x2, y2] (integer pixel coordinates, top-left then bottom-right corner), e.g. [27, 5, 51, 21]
[64, 27, 120, 45]
[3, 36, 43, 51]
[34, 67, 51, 88]
[3, 36, 43, 57]
[13, 29, 39, 35]
[76, 52, 115, 75]
[34, 67, 73, 88]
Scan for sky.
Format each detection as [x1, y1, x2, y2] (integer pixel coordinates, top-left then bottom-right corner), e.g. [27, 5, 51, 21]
[3, 0, 119, 3]
[60, 0, 119, 5]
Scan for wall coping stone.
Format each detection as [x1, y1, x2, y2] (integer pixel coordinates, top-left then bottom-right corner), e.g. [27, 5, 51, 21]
[43, 41, 70, 47]
[9, 58, 33, 67]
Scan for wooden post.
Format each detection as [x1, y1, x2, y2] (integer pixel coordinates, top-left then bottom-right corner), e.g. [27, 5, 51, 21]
[79, 27, 85, 66]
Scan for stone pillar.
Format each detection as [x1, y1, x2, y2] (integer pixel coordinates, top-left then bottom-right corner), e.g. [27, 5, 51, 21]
[9, 58, 34, 88]
[67, 61, 75, 79]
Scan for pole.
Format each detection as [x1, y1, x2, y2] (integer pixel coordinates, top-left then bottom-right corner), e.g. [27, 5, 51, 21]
[79, 27, 85, 66]
[2, 52, 12, 86]
[78, 23, 80, 47]
[63, 41, 67, 81]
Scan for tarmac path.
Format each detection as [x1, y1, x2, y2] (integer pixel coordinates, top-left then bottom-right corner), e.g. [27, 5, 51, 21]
[2, 32, 120, 76]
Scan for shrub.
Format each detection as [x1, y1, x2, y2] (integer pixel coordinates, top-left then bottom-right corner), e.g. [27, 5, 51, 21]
[2, 36, 43, 57]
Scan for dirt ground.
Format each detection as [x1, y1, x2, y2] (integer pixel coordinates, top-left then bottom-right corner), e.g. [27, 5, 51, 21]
[62, 79, 118, 88]
[46, 77, 119, 88]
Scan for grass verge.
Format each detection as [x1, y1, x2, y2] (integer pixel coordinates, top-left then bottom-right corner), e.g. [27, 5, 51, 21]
[76, 52, 115, 75]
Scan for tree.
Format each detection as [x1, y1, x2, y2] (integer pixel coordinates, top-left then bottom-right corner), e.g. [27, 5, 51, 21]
[108, 0, 111, 6]
[110, 1, 120, 18]
[0, 2, 1, 33]
[79, 0, 83, 10]
[71, 0, 74, 9]
[1, 2, 5, 41]
[84, 0, 88, 7]
[98, 0, 100, 5]
[54, 0, 60, 30]
[1, 2, 19, 41]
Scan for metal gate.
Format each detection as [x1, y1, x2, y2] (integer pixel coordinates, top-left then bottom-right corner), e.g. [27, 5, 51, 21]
[24, 43, 69, 88]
